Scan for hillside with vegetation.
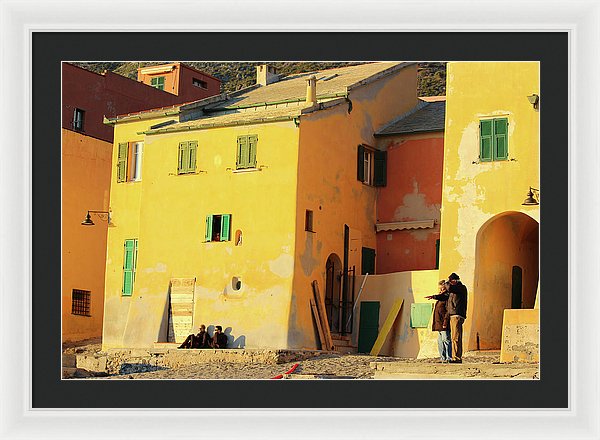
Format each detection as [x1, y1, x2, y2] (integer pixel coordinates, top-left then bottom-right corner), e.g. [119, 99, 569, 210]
[73, 61, 446, 96]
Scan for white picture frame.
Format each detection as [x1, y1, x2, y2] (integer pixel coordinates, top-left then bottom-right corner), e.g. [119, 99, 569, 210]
[1, 0, 598, 439]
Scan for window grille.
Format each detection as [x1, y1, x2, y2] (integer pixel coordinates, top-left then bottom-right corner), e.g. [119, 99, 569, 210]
[71, 289, 91, 316]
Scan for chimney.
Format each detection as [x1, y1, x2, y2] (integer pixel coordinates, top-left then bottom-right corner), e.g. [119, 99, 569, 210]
[256, 64, 279, 86]
[306, 75, 317, 106]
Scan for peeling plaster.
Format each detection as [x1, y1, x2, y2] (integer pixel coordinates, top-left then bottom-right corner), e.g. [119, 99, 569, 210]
[393, 178, 441, 241]
[299, 234, 320, 276]
[269, 253, 294, 278]
[144, 262, 167, 273]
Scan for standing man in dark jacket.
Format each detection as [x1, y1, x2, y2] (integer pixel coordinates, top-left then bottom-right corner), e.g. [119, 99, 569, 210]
[426, 280, 452, 362]
[447, 273, 468, 363]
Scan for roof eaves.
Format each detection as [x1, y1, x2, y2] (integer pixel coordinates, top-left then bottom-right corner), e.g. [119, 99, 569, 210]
[141, 114, 299, 135]
[346, 62, 416, 92]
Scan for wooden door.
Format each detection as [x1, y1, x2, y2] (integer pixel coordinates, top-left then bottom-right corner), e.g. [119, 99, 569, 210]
[357, 301, 380, 353]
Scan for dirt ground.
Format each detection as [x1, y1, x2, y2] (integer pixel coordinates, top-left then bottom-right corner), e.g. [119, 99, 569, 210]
[64, 340, 537, 380]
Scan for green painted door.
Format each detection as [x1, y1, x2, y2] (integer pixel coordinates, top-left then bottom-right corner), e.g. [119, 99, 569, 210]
[358, 301, 380, 353]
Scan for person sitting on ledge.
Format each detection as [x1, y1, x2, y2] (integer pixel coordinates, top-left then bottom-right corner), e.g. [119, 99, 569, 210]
[178, 324, 211, 349]
[211, 325, 228, 349]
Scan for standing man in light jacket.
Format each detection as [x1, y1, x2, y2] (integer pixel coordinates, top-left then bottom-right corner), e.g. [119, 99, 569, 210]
[447, 273, 468, 363]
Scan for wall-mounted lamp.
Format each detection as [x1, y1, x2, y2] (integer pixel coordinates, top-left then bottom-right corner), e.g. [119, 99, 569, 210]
[522, 187, 540, 206]
[81, 210, 114, 226]
[527, 94, 540, 110]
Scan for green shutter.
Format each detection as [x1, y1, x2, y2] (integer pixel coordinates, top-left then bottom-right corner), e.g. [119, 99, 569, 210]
[178, 141, 187, 174]
[494, 118, 508, 160]
[357, 145, 365, 182]
[221, 214, 231, 241]
[205, 215, 213, 242]
[435, 239, 440, 269]
[122, 239, 135, 296]
[117, 142, 128, 182]
[480, 120, 493, 162]
[248, 135, 258, 168]
[188, 141, 197, 172]
[237, 136, 249, 169]
[373, 150, 387, 187]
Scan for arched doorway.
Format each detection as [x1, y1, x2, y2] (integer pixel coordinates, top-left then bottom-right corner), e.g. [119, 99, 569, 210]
[470, 211, 539, 350]
[325, 253, 343, 334]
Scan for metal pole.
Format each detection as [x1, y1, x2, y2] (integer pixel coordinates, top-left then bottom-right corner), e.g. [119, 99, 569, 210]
[346, 273, 369, 330]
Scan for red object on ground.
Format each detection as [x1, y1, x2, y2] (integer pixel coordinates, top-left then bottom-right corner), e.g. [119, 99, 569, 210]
[271, 363, 299, 379]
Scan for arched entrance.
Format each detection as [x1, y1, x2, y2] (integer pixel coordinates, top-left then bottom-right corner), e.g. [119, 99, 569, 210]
[470, 211, 539, 350]
[325, 253, 343, 334]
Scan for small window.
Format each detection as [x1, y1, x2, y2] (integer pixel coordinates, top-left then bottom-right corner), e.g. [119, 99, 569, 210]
[178, 141, 198, 174]
[305, 210, 314, 232]
[357, 145, 386, 186]
[71, 289, 91, 316]
[205, 214, 231, 242]
[73, 108, 85, 131]
[193, 78, 208, 89]
[479, 118, 508, 162]
[236, 135, 258, 169]
[117, 142, 144, 182]
[150, 76, 165, 91]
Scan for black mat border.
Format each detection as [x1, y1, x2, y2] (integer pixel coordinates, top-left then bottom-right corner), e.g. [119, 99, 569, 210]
[34, 31, 568, 408]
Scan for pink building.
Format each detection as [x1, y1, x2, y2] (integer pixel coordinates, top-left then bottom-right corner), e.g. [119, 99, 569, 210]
[374, 98, 445, 274]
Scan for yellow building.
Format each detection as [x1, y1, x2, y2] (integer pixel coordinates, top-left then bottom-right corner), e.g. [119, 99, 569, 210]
[439, 62, 540, 352]
[102, 63, 419, 349]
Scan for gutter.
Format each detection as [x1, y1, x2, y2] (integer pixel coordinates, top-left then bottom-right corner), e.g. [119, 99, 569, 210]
[205, 92, 348, 112]
[139, 115, 299, 135]
[103, 108, 180, 126]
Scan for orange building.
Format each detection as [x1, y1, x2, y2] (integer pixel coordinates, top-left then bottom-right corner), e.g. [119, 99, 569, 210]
[374, 98, 445, 274]
[137, 63, 221, 103]
[62, 63, 220, 343]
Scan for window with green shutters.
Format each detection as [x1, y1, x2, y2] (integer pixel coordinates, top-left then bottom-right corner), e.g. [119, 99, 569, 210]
[205, 214, 231, 242]
[122, 239, 138, 296]
[177, 141, 198, 174]
[150, 76, 165, 90]
[479, 118, 508, 162]
[236, 135, 258, 169]
[117, 142, 128, 182]
[357, 144, 386, 186]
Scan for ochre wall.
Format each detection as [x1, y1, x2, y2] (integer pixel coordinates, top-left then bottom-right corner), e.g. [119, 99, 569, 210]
[375, 132, 444, 273]
[352, 271, 441, 358]
[103, 117, 299, 349]
[62, 129, 111, 341]
[439, 62, 540, 351]
[289, 65, 420, 349]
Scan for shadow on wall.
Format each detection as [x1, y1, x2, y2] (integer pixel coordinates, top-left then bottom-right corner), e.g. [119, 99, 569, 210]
[156, 290, 170, 343]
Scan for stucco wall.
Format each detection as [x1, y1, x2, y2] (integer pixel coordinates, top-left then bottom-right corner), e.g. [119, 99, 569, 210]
[352, 271, 441, 358]
[289, 65, 420, 349]
[375, 132, 444, 273]
[439, 62, 540, 351]
[103, 118, 300, 349]
[62, 129, 111, 341]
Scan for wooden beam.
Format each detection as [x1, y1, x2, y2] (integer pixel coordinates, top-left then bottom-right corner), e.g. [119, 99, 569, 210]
[310, 298, 325, 350]
[312, 280, 334, 351]
[370, 299, 404, 356]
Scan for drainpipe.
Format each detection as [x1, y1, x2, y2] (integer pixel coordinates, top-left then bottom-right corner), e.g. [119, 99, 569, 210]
[341, 224, 349, 335]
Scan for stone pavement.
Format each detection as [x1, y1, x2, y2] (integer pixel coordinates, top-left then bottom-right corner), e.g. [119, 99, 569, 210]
[63, 342, 538, 380]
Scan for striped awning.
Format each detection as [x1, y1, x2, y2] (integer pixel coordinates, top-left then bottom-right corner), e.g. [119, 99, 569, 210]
[375, 219, 435, 232]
